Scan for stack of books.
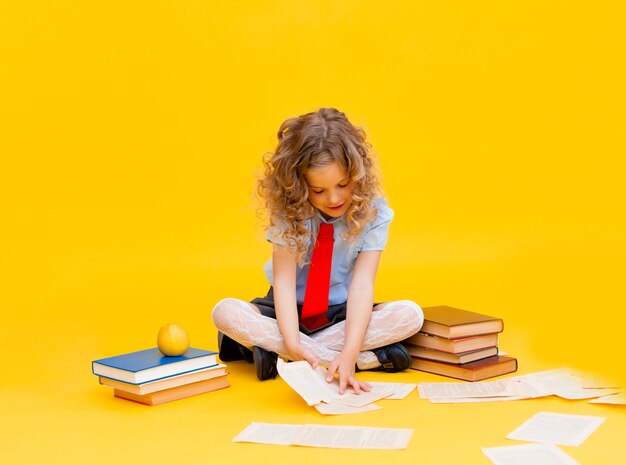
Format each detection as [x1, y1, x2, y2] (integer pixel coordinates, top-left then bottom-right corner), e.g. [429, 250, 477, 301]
[404, 305, 518, 381]
[92, 347, 228, 405]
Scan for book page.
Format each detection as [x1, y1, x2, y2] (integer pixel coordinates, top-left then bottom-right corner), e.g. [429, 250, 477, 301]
[276, 359, 391, 408]
[509, 368, 580, 398]
[368, 382, 416, 399]
[510, 368, 621, 400]
[552, 386, 620, 400]
[482, 444, 580, 465]
[232, 422, 303, 445]
[297, 424, 412, 450]
[333, 389, 392, 407]
[424, 368, 620, 403]
[429, 395, 527, 404]
[276, 359, 337, 405]
[418, 380, 519, 399]
[506, 412, 606, 446]
[233, 422, 413, 450]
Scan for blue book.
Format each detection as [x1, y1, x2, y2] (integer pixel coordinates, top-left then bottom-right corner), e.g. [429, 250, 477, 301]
[92, 347, 218, 384]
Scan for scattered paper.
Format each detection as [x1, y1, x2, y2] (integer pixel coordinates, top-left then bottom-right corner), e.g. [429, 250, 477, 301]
[334, 387, 393, 408]
[506, 412, 606, 447]
[482, 443, 580, 465]
[277, 359, 337, 405]
[429, 395, 527, 404]
[420, 368, 621, 404]
[416, 369, 558, 404]
[510, 368, 580, 398]
[233, 422, 413, 450]
[506, 368, 621, 401]
[315, 402, 381, 415]
[368, 382, 416, 399]
[276, 359, 392, 409]
[279, 360, 621, 411]
[588, 392, 626, 405]
[418, 380, 519, 399]
[232, 422, 303, 445]
[552, 386, 620, 400]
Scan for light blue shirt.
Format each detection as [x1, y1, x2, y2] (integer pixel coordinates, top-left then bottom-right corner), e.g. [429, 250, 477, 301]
[263, 197, 394, 305]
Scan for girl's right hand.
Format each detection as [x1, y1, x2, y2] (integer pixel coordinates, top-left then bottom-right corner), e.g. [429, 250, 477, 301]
[288, 345, 319, 368]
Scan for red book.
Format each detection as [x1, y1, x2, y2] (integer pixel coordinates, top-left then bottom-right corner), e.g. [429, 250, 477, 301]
[410, 355, 518, 382]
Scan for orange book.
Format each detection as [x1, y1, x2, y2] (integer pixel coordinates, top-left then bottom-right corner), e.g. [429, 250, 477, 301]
[100, 365, 227, 395]
[404, 332, 499, 354]
[410, 355, 517, 382]
[406, 346, 498, 364]
[114, 374, 229, 406]
[420, 306, 504, 339]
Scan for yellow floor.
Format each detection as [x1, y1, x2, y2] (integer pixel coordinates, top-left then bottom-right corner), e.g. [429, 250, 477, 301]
[2, 1, 625, 464]
[2, 290, 625, 465]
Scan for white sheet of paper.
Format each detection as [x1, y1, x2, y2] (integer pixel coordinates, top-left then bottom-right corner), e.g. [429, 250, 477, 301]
[482, 443, 580, 465]
[315, 402, 381, 415]
[509, 368, 581, 398]
[552, 387, 620, 400]
[295, 424, 412, 449]
[418, 380, 520, 399]
[276, 359, 392, 408]
[429, 395, 527, 403]
[232, 422, 303, 445]
[233, 422, 413, 450]
[506, 412, 606, 446]
[334, 389, 392, 407]
[276, 359, 338, 405]
[420, 368, 620, 403]
[368, 382, 416, 399]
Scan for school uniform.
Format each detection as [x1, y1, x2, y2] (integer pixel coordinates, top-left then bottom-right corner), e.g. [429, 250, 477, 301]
[252, 197, 393, 335]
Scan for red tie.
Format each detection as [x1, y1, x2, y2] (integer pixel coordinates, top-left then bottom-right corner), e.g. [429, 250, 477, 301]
[301, 223, 334, 330]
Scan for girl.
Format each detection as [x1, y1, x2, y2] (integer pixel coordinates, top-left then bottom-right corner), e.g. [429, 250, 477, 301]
[212, 108, 423, 394]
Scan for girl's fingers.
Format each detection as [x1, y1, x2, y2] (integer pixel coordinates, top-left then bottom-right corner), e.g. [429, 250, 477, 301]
[304, 351, 319, 368]
[348, 377, 361, 395]
[325, 361, 338, 383]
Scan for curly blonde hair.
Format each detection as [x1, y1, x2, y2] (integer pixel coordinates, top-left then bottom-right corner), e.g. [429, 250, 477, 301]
[258, 108, 381, 264]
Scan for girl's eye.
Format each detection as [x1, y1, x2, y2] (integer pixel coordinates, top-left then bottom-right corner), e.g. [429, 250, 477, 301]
[312, 190, 323, 194]
[338, 184, 348, 188]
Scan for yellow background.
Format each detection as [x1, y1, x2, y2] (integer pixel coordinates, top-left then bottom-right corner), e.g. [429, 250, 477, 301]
[1, 1, 624, 463]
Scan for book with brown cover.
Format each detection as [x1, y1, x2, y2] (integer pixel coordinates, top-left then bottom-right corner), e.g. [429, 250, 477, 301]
[113, 374, 230, 405]
[410, 355, 518, 382]
[403, 332, 499, 354]
[420, 306, 504, 339]
[406, 346, 498, 364]
[100, 365, 227, 395]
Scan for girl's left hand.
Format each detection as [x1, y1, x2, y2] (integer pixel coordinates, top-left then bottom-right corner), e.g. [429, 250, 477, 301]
[325, 351, 371, 395]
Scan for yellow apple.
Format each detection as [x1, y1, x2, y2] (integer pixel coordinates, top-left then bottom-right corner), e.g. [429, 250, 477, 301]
[157, 323, 190, 356]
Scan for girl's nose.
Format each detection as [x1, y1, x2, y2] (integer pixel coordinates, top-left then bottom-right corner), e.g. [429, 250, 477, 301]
[328, 189, 341, 204]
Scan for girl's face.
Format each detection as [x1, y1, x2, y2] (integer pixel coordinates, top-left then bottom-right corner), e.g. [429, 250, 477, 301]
[304, 162, 354, 219]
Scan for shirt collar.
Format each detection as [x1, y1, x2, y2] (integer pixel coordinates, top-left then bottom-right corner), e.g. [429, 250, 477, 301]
[315, 210, 344, 225]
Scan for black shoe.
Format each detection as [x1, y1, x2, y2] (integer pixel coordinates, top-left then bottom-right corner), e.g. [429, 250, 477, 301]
[253, 346, 278, 381]
[372, 343, 411, 373]
[217, 332, 253, 363]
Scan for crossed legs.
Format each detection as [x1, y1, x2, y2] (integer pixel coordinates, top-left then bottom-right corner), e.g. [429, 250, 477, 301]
[211, 298, 423, 370]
